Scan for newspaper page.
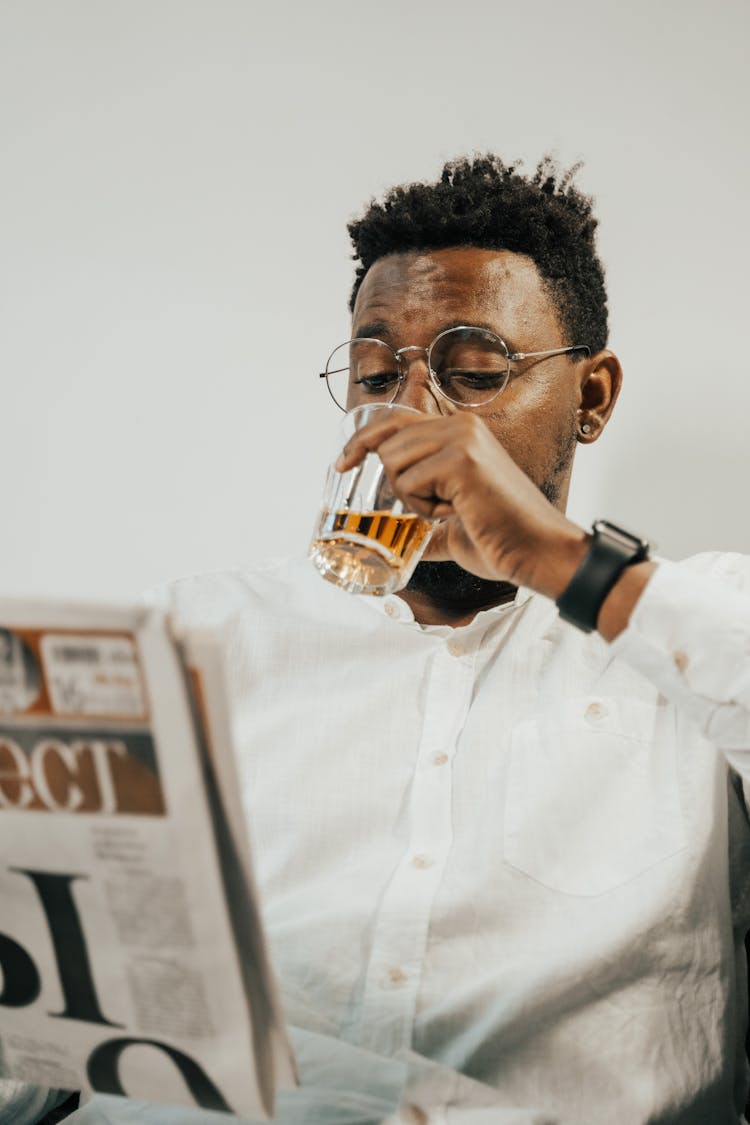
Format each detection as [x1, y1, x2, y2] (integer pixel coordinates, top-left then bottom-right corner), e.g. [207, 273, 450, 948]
[0, 597, 295, 1118]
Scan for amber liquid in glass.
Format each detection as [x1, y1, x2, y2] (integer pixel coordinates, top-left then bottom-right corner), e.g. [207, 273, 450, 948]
[311, 509, 433, 594]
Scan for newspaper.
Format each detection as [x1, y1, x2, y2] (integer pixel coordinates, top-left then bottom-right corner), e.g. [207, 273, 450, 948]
[0, 597, 296, 1118]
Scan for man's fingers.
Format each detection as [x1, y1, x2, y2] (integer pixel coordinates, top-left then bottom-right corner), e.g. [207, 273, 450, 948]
[392, 451, 456, 511]
[335, 413, 436, 470]
[334, 418, 410, 469]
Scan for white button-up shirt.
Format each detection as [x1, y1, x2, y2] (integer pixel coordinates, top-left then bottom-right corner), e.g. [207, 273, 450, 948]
[24, 550, 750, 1124]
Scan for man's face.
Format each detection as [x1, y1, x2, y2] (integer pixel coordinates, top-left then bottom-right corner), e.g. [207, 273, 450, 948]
[352, 246, 585, 511]
[351, 247, 595, 607]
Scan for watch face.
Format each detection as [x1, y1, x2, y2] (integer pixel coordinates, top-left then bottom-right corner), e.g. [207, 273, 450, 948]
[594, 520, 650, 556]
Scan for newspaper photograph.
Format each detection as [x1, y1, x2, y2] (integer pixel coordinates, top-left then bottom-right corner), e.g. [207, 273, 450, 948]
[0, 598, 295, 1119]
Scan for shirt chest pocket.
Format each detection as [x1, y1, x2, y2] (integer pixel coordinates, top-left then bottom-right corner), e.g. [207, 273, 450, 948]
[503, 696, 687, 896]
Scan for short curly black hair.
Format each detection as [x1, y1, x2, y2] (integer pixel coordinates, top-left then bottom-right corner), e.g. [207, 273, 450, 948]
[348, 154, 608, 353]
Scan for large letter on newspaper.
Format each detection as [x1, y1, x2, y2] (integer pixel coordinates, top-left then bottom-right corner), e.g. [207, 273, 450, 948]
[0, 597, 295, 1118]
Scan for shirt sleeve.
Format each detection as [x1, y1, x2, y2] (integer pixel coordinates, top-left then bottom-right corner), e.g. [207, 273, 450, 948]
[609, 553, 750, 760]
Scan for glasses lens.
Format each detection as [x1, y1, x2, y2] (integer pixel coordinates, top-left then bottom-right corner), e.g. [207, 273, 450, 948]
[429, 327, 510, 405]
[325, 339, 401, 411]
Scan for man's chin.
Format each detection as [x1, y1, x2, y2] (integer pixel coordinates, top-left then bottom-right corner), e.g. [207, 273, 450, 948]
[406, 560, 517, 608]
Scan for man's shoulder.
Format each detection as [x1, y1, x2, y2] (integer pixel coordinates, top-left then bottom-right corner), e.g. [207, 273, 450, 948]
[149, 557, 307, 624]
[149, 555, 369, 631]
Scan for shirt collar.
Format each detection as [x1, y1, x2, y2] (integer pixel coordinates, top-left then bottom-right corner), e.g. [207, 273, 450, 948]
[360, 585, 535, 630]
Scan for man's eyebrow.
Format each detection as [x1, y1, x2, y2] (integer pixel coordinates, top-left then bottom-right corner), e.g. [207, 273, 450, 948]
[352, 320, 391, 340]
[440, 320, 521, 354]
[351, 319, 516, 347]
[437, 319, 511, 342]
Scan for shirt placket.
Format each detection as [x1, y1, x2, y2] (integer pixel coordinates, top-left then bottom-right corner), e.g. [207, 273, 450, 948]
[352, 632, 477, 1057]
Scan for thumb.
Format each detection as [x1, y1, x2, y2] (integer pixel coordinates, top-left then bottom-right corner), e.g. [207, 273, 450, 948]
[423, 518, 453, 562]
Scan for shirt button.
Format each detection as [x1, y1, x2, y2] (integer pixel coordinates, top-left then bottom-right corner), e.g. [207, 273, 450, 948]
[384, 601, 397, 618]
[431, 752, 449, 766]
[447, 638, 463, 657]
[411, 854, 434, 869]
[673, 648, 689, 673]
[385, 966, 407, 988]
[584, 700, 607, 723]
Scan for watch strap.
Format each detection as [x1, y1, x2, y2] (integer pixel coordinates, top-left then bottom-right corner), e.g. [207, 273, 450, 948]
[556, 520, 650, 633]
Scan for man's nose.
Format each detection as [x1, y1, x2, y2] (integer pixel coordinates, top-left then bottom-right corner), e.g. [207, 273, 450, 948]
[393, 348, 445, 415]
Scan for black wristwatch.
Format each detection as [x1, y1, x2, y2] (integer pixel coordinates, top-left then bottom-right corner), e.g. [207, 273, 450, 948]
[555, 520, 651, 633]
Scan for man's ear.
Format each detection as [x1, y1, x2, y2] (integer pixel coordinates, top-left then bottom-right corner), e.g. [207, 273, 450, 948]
[576, 350, 623, 444]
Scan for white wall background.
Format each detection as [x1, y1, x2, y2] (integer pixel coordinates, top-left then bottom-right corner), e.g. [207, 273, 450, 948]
[2, 0, 748, 601]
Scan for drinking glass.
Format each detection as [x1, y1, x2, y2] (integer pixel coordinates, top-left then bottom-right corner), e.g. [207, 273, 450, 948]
[308, 404, 437, 596]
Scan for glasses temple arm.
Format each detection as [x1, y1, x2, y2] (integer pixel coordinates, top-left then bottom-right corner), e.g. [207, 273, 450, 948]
[509, 345, 591, 361]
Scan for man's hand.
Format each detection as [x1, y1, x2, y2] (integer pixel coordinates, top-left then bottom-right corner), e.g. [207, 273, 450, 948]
[335, 410, 589, 602]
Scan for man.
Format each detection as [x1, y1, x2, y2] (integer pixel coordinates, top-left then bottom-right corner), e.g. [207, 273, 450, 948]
[44, 155, 750, 1122]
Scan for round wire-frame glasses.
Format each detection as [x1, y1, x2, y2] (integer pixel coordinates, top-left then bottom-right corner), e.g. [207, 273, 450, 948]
[319, 325, 590, 412]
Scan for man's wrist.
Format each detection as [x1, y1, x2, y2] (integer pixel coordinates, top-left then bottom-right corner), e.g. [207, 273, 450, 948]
[596, 559, 658, 641]
[526, 519, 657, 641]
[523, 520, 591, 603]
[551, 520, 652, 635]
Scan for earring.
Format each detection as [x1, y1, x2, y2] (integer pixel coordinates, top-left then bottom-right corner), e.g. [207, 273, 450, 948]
[580, 422, 592, 435]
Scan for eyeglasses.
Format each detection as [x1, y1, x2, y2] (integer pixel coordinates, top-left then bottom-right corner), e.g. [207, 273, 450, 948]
[319, 325, 591, 411]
